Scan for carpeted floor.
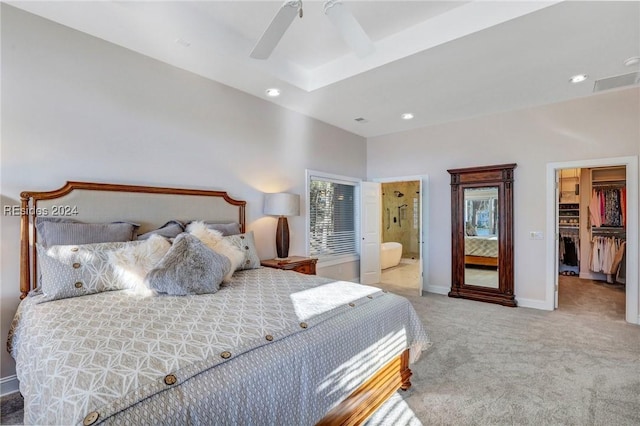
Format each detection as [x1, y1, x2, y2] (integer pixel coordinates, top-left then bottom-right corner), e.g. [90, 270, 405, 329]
[0, 391, 22, 425]
[368, 276, 639, 425]
[2, 278, 639, 425]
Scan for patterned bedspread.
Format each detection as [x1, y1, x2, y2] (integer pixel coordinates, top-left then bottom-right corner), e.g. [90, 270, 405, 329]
[9, 267, 429, 425]
[465, 235, 498, 258]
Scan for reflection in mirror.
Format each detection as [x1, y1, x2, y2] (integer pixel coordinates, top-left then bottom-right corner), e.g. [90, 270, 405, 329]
[463, 187, 499, 288]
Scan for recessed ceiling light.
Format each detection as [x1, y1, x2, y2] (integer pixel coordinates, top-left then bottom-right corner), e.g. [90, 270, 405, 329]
[174, 38, 191, 48]
[265, 88, 281, 97]
[569, 74, 588, 84]
[401, 113, 414, 120]
[623, 56, 640, 67]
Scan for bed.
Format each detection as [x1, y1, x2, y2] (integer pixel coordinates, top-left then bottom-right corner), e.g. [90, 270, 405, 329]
[464, 235, 498, 267]
[8, 181, 429, 425]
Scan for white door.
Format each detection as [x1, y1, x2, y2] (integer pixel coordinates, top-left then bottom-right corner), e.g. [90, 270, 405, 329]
[360, 181, 381, 285]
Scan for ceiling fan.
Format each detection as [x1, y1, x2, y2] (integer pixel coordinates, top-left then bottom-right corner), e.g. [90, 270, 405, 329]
[250, 0, 375, 60]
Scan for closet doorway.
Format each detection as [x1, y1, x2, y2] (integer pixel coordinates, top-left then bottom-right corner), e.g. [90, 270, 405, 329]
[557, 167, 626, 320]
[546, 156, 638, 324]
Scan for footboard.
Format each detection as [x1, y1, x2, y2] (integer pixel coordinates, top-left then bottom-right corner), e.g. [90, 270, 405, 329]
[317, 348, 412, 426]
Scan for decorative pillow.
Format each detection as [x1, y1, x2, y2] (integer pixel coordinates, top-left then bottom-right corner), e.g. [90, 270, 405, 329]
[37, 241, 142, 302]
[186, 222, 244, 282]
[224, 231, 261, 270]
[36, 217, 139, 248]
[137, 220, 185, 240]
[188, 221, 241, 236]
[145, 233, 230, 296]
[109, 234, 172, 293]
[465, 222, 477, 236]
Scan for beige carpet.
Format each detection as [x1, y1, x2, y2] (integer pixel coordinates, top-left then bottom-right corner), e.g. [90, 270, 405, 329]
[367, 277, 639, 425]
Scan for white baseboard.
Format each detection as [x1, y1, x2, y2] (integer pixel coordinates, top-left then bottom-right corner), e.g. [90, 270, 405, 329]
[517, 297, 552, 311]
[1, 375, 19, 397]
[422, 287, 550, 311]
[423, 285, 449, 295]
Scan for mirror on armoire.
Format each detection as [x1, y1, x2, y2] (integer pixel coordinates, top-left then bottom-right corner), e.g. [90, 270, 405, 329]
[448, 164, 517, 307]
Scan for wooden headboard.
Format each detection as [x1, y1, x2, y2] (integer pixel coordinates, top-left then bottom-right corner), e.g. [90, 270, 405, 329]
[19, 181, 246, 299]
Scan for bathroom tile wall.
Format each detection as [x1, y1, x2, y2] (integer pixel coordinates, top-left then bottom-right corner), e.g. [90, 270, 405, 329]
[381, 181, 420, 258]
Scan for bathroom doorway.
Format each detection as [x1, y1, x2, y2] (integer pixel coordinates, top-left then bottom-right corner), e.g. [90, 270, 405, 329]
[374, 176, 428, 296]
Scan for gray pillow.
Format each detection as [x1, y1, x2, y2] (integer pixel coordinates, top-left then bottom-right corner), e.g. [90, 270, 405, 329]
[194, 221, 241, 236]
[465, 222, 477, 236]
[36, 241, 142, 302]
[36, 217, 139, 247]
[137, 220, 185, 240]
[224, 231, 261, 270]
[146, 233, 230, 296]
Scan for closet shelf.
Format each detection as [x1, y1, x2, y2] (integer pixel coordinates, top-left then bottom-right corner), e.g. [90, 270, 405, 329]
[592, 180, 626, 187]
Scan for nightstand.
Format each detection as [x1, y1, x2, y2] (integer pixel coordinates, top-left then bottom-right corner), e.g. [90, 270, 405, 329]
[260, 256, 318, 275]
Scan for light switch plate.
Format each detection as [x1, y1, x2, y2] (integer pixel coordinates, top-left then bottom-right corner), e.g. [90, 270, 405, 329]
[529, 231, 544, 240]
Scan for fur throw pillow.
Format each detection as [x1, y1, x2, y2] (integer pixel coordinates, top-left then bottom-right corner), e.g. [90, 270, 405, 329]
[145, 233, 230, 295]
[186, 221, 244, 282]
[109, 234, 171, 295]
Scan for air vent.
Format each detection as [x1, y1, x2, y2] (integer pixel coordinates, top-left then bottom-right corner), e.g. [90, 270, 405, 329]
[354, 117, 369, 123]
[593, 72, 640, 92]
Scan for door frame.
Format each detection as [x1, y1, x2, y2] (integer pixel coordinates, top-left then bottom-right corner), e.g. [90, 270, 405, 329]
[373, 175, 429, 296]
[545, 156, 638, 324]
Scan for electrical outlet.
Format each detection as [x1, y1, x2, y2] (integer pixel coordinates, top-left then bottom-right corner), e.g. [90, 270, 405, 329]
[529, 231, 544, 240]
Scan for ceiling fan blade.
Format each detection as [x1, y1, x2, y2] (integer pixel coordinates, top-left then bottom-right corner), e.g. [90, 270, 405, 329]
[250, 1, 300, 59]
[324, 0, 374, 58]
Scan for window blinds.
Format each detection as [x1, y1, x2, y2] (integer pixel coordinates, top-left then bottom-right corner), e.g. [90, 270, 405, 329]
[309, 177, 356, 261]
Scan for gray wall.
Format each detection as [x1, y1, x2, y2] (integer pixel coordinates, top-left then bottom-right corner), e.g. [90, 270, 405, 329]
[0, 5, 366, 381]
[367, 87, 640, 306]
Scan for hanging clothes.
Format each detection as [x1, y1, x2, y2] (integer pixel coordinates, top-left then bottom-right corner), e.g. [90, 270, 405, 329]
[621, 187, 627, 227]
[562, 237, 579, 266]
[610, 241, 626, 277]
[589, 236, 626, 283]
[590, 187, 625, 227]
[559, 231, 579, 268]
[589, 188, 602, 227]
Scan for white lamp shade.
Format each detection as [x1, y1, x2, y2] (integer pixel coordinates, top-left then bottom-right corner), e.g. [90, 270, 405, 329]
[263, 193, 300, 216]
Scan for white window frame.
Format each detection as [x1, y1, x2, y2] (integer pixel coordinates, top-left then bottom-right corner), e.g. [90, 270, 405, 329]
[305, 169, 361, 267]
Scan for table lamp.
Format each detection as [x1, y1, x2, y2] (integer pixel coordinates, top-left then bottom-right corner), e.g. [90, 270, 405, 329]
[263, 192, 300, 259]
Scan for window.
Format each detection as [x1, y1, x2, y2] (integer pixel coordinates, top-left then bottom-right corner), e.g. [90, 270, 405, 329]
[464, 187, 498, 236]
[306, 170, 359, 264]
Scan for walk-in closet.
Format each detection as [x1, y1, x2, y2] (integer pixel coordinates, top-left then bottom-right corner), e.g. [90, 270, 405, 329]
[557, 166, 627, 319]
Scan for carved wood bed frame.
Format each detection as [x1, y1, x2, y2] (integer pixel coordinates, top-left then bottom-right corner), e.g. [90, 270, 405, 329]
[18, 181, 412, 425]
[465, 254, 498, 267]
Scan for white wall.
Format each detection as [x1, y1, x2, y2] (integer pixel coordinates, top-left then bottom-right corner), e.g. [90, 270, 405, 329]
[367, 88, 640, 308]
[0, 5, 366, 382]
